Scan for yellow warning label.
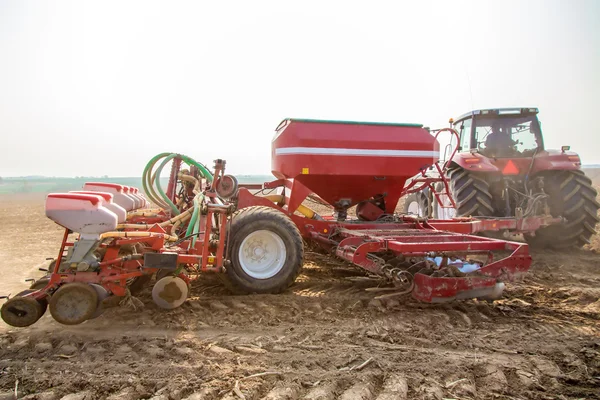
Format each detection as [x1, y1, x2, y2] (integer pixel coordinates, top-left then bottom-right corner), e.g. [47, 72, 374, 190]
[302, 168, 309, 174]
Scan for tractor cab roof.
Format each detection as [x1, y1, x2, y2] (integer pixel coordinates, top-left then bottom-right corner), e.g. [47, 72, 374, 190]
[454, 107, 539, 124]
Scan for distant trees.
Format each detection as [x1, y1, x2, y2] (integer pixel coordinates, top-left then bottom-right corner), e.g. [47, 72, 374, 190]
[0, 176, 3, 184]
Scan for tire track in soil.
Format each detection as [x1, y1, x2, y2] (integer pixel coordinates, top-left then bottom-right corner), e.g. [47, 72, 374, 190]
[1, 251, 600, 399]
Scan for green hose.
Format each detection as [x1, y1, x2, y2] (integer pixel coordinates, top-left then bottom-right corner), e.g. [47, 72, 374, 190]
[156, 154, 181, 215]
[191, 203, 202, 247]
[142, 153, 170, 208]
[187, 193, 202, 237]
[141, 153, 214, 239]
[179, 155, 214, 183]
[142, 153, 214, 210]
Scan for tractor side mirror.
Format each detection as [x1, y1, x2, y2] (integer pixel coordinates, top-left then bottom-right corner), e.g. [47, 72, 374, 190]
[561, 145, 570, 153]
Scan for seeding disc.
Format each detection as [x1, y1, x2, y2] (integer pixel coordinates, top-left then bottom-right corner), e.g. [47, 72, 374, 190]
[1, 295, 43, 327]
[152, 276, 188, 310]
[88, 284, 110, 319]
[49, 283, 99, 325]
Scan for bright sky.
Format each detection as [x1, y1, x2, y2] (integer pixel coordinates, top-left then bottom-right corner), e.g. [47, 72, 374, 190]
[0, 0, 599, 177]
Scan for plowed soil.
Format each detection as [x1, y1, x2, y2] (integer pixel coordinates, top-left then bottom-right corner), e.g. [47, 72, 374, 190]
[1, 193, 599, 400]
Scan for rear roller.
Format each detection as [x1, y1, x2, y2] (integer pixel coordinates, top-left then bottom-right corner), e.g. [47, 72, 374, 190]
[49, 283, 98, 325]
[224, 206, 303, 294]
[1, 292, 44, 328]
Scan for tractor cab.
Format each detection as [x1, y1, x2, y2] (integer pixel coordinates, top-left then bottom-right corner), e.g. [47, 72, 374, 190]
[453, 108, 543, 158]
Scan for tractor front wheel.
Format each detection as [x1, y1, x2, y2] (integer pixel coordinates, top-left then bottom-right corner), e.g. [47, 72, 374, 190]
[526, 170, 600, 249]
[225, 206, 304, 294]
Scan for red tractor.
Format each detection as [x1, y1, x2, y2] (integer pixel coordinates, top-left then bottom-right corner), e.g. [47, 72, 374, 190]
[404, 107, 599, 249]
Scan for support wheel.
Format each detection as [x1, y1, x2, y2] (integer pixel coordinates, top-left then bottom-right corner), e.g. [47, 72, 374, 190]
[1, 294, 43, 327]
[152, 276, 189, 309]
[526, 170, 600, 249]
[225, 206, 304, 294]
[403, 189, 432, 218]
[49, 283, 98, 325]
[16, 289, 48, 317]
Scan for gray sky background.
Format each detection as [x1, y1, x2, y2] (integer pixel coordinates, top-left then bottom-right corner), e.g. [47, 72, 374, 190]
[0, 0, 599, 177]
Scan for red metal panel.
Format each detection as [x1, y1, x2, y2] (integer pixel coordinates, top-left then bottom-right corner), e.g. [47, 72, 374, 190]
[412, 273, 498, 302]
[451, 149, 581, 175]
[271, 119, 440, 210]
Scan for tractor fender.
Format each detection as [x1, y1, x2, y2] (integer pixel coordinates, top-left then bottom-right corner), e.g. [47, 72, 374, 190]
[529, 150, 582, 174]
[449, 153, 500, 173]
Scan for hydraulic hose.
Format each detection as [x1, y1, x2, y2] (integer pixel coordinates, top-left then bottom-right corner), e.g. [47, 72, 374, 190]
[186, 193, 203, 237]
[117, 207, 194, 231]
[155, 153, 181, 215]
[99, 231, 178, 242]
[142, 152, 214, 212]
[127, 209, 162, 217]
[140, 152, 216, 241]
[142, 153, 171, 208]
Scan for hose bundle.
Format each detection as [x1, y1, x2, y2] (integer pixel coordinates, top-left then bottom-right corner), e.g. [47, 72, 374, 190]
[141, 153, 214, 244]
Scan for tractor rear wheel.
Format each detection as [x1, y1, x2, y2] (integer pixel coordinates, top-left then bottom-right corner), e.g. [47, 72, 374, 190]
[526, 170, 600, 249]
[225, 206, 303, 294]
[447, 167, 494, 217]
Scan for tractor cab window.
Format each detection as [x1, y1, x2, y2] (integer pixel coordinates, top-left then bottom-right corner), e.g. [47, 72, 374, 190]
[474, 115, 543, 158]
[455, 118, 473, 152]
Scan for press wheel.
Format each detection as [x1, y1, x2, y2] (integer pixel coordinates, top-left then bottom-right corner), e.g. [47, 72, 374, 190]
[16, 289, 48, 317]
[49, 283, 98, 325]
[1, 295, 43, 327]
[152, 276, 189, 310]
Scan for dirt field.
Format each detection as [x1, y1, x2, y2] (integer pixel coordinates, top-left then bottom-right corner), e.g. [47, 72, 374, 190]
[1, 193, 599, 400]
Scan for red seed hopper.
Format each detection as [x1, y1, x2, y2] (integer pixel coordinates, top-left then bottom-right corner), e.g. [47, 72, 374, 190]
[271, 118, 440, 219]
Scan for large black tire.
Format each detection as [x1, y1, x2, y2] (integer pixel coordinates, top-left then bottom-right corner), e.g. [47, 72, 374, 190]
[447, 167, 494, 217]
[526, 170, 600, 249]
[224, 206, 304, 294]
[403, 189, 432, 218]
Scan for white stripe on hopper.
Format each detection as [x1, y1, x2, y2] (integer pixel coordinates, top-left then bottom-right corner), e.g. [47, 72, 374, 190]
[275, 147, 439, 157]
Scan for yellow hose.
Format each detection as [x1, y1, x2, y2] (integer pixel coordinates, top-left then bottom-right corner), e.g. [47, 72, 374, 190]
[178, 173, 201, 194]
[158, 208, 193, 227]
[263, 195, 318, 219]
[100, 231, 178, 242]
[119, 208, 193, 230]
[127, 209, 162, 217]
